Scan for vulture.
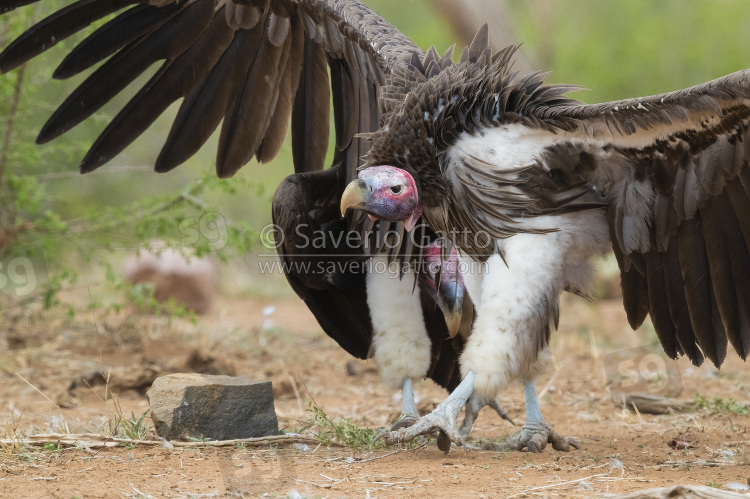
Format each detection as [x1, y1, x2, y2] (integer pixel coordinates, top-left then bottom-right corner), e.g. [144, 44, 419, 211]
[7, 0, 750, 455]
[340, 33, 750, 450]
[272, 167, 507, 426]
[0, 0, 513, 435]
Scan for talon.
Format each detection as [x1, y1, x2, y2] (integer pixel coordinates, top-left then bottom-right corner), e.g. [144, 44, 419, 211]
[390, 417, 418, 431]
[371, 430, 387, 448]
[528, 441, 539, 453]
[437, 430, 452, 454]
[489, 398, 516, 426]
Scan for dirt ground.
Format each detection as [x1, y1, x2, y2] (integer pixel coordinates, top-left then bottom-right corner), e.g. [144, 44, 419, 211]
[3, 274, 750, 498]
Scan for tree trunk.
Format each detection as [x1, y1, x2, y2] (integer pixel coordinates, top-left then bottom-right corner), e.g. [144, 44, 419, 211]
[432, 0, 537, 73]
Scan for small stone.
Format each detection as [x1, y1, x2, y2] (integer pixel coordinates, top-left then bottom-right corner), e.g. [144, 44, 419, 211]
[147, 374, 278, 441]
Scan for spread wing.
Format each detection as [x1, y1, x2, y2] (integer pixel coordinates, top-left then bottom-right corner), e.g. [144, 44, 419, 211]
[0, 0, 420, 179]
[534, 70, 750, 367]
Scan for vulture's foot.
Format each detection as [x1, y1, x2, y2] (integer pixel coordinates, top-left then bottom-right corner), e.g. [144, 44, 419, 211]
[484, 420, 580, 453]
[459, 393, 515, 440]
[374, 371, 475, 452]
[482, 380, 579, 453]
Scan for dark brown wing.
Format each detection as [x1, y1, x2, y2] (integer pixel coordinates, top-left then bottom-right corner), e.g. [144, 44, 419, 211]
[534, 69, 750, 367]
[0, 0, 420, 178]
[271, 166, 374, 359]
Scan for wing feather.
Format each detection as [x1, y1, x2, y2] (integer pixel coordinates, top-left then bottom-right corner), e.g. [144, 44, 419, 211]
[1, 0, 421, 174]
[217, 15, 291, 175]
[290, 38, 330, 173]
[80, 9, 235, 172]
[256, 10, 304, 163]
[52, 3, 181, 79]
[37, 0, 215, 148]
[155, 26, 264, 173]
[0, 0, 137, 72]
[531, 68, 750, 366]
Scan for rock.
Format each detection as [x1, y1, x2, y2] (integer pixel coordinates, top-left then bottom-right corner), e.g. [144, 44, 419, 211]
[147, 374, 278, 441]
[124, 244, 218, 314]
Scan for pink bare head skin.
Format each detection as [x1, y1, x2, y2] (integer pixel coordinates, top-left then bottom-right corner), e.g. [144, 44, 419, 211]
[340, 165, 422, 231]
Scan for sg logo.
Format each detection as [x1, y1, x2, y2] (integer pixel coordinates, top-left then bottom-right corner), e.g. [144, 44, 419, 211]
[604, 346, 683, 399]
[178, 212, 229, 251]
[0, 252, 46, 298]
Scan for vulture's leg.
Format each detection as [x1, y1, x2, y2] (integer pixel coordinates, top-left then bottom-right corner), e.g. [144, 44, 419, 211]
[367, 255, 432, 430]
[389, 377, 420, 430]
[376, 371, 476, 449]
[484, 380, 580, 453]
[459, 393, 515, 440]
[401, 377, 419, 418]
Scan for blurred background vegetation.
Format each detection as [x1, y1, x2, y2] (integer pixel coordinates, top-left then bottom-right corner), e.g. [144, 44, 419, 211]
[1, 0, 750, 312]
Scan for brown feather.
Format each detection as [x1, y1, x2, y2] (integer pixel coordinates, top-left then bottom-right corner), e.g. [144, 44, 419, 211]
[698, 197, 738, 356]
[79, 10, 234, 172]
[291, 38, 330, 173]
[0, 0, 136, 73]
[330, 57, 358, 151]
[38, 0, 214, 148]
[714, 189, 750, 359]
[257, 10, 304, 163]
[217, 15, 292, 175]
[646, 252, 681, 358]
[53, 3, 180, 79]
[677, 218, 726, 366]
[155, 26, 265, 173]
[664, 239, 704, 364]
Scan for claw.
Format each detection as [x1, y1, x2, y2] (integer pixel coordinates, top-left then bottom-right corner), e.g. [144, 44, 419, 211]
[489, 398, 516, 426]
[371, 428, 389, 448]
[481, 380, 580, 453]
[389, 416, 418, 431]
[436, 431, 452, 454]
[377, 371, 476, 450]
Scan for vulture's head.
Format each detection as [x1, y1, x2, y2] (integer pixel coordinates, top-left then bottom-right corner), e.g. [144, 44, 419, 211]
[340, 165, 423, 231]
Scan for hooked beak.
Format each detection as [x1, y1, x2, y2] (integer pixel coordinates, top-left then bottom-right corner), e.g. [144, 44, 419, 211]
[437, 281, 464, 338]
[340, 179, 370, 217]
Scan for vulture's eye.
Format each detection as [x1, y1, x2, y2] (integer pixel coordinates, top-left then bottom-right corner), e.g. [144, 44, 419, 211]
[390, 185, 403, 195]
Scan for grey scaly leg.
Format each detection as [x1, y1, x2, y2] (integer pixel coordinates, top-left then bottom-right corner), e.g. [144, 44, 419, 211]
[389, 378, 421, 430]
[486, 381, 580, 453]
[401, 377, 419, 419]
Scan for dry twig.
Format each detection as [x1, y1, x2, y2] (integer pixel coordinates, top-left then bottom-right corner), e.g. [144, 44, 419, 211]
[1, 433, 331, 449]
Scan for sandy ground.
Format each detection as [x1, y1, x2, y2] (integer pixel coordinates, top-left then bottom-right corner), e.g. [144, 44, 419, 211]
[2, 285, 750, 498]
